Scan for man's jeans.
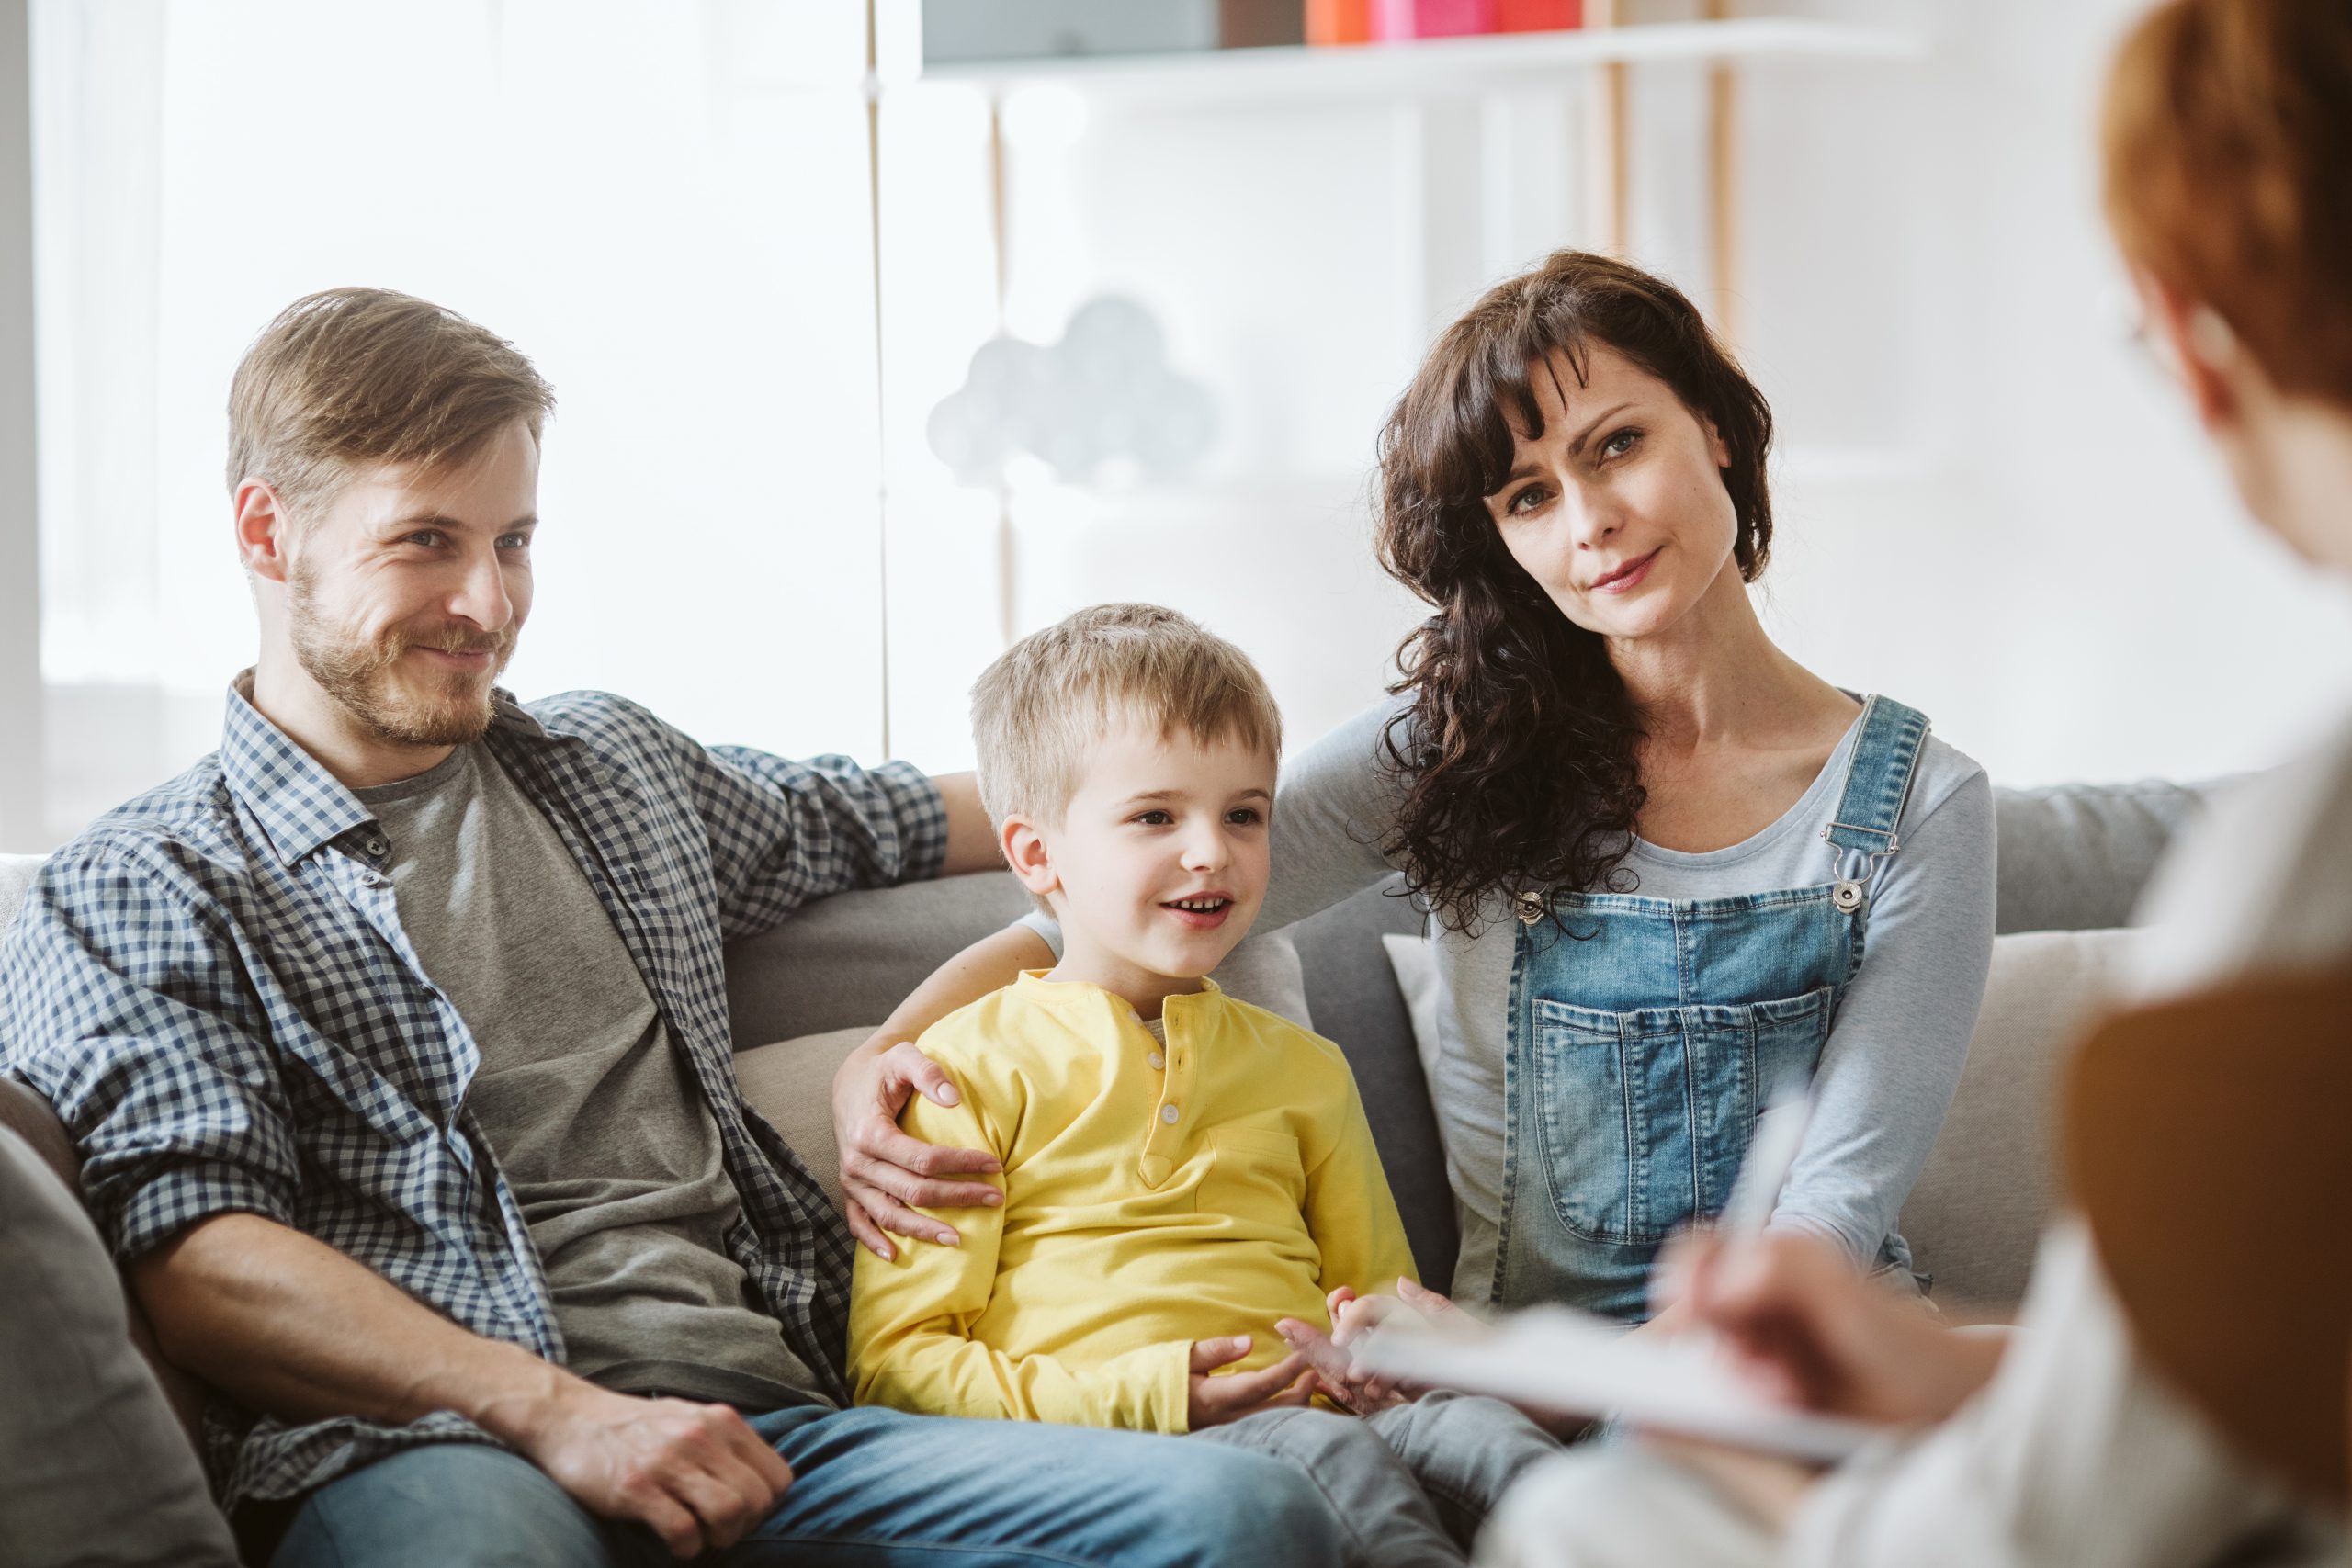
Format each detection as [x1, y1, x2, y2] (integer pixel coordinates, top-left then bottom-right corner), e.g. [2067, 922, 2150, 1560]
[266, 1404, 1345, 1567]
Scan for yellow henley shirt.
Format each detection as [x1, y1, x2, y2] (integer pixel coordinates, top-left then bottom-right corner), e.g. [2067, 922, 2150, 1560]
[847, 970, 1419, 1433]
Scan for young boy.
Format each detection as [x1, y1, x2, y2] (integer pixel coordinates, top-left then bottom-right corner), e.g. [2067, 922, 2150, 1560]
[848, 604, 1557, 1568]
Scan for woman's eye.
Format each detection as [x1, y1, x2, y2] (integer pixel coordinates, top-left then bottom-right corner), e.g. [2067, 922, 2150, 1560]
[1600, 428, 1644, 459]
[1504, 485, 1549, 516]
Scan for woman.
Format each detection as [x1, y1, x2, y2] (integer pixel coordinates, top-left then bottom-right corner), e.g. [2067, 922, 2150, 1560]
[837, 254, 1997, 1325]
[1481, 0, 2352, 1562]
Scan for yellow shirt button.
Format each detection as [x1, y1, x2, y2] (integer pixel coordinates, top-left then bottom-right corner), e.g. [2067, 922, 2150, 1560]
[1148, 1050, 1166, 1070]
[1159, 1104, 1180, 1124]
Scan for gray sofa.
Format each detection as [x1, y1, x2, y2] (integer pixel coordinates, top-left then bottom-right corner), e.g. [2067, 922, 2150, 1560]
[0, 776, 2209, 1558]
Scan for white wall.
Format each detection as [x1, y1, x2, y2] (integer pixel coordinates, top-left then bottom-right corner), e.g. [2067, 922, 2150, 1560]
[20, 1, 2352, 852]
[1739, 0, 2352, 786]
[0, 0, 39, 853]
[880, 0, 2352, 788]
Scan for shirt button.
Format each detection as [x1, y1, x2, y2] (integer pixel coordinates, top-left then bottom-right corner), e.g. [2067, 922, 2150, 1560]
[363, 835, 390, 858]
[1148, 1050, 1166, 1070]
[1159, 1104, 1180, 1124]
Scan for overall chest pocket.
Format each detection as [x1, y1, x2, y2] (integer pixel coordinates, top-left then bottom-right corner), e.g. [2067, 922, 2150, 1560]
[1529, 988, 1835, 1245]
[1200, 1128, 1306, 1218]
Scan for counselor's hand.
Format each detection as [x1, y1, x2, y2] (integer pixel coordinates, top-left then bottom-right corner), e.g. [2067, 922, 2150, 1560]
[1661, 1229, 2006, 1427]
[513, 1380, 794, 1559]
[1186, 1337, 1316, 1430]
[831, 1032, 1003, 1259]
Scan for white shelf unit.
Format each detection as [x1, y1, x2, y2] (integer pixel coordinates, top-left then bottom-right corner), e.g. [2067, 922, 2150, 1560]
[916, 18, 1924, 108]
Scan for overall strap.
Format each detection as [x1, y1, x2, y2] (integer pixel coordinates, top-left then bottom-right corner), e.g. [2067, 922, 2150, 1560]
[1822, 695, 1931, 860]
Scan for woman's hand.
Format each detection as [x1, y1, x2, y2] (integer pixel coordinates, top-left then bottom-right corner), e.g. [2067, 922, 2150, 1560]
[1186, 1337, 1316, 1430]
[1660, 1230, 2005, 1427]
[831, 1033, 1002, 1260]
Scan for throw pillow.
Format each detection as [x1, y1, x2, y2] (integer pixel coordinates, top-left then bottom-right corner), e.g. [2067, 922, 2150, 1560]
[0, 1126, 239, 1567]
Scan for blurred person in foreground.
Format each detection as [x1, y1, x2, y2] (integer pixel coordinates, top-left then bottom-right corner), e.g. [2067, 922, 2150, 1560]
[1476, 1, 2352, 1563]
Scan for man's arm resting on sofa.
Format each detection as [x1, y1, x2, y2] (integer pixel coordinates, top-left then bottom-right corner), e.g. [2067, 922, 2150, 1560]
[130, 1212, 791, 1559]
[933, 772, 1004, 876]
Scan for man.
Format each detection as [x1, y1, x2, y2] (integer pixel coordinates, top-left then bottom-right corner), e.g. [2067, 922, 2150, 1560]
[0, 288, 1341, 1568]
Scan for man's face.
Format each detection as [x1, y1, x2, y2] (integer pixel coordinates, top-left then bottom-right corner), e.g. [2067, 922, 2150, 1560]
[1036, 717, 1277, 1001]
[279, 419, 540, 747]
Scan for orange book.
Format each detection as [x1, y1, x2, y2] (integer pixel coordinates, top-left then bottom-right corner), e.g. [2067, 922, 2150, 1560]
[1308, 0, 1374, 44]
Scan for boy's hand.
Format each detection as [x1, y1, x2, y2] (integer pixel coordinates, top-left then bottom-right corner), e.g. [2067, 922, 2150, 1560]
[1185, 1337, 1315, 1430]
[1275, 1314, 1407, 1415]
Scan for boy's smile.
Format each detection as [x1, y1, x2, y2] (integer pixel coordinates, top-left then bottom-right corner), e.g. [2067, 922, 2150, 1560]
[1006, 716, 1276, 1017]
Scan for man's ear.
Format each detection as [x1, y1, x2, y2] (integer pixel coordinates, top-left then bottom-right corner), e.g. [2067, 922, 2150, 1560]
[2137, 270, 2241, 434]
[1000, 814, 1059, 901]
[234, 479, 295, 585]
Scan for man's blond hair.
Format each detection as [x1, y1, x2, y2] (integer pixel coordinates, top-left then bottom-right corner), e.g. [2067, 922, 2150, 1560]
[226, 287, 556, 515]
[972, 603, 1283, 829]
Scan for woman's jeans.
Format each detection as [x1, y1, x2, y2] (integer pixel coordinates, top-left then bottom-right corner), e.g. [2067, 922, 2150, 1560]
[266, 1404, 1346, 1567]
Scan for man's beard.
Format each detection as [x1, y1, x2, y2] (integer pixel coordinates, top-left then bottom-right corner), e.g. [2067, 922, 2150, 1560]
[287, 560, 514, 748]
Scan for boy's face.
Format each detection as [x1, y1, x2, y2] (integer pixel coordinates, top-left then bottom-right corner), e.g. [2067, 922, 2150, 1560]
[1010, 716, 1276, 1008]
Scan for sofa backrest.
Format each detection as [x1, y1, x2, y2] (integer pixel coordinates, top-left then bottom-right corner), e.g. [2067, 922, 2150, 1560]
[0, 778, 2216, 1312]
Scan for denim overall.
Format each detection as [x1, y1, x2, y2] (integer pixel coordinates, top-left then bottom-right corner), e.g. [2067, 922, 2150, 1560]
[1490, 695, 1930, 1320]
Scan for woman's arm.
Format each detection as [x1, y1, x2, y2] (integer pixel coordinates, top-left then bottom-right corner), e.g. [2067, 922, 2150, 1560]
[1771, 762, 1997, 1261]
[832, 921, 1050, 1258]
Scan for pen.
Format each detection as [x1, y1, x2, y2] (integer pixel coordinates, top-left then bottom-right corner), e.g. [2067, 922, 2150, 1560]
[1719, 1088, 1811, 1241]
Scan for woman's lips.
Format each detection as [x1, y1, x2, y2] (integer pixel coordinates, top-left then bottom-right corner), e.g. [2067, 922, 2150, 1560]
[1591, 547, 1662, 595]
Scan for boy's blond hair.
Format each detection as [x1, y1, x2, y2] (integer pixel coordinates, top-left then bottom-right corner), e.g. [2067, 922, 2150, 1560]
[972, 604, 1283, 830]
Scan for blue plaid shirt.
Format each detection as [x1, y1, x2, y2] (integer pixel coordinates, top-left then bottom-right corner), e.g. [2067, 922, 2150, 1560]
[0, 676, 945, 1509]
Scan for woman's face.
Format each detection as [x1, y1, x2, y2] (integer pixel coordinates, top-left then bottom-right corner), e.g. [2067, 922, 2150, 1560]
[1484, 344, 1740, 643]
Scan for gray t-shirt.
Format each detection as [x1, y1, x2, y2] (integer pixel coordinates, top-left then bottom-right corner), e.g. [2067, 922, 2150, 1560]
[355, 744, 824, 1409]
[1032, 695, 1996, 1304]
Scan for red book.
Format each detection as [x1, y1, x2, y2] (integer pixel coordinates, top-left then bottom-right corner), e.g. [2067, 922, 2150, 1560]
[1496, 0, 1580, 28]
[1307, 0, 1374, 44]
[1372, 0, 1496, 39]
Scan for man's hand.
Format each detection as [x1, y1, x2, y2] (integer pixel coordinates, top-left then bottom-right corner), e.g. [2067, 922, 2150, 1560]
[832, 1036, 1002, 1260]
[1185, 1337, 1315, 1430]
[1662, 1230, 2005, 1427]
[511, 1380, 795, 1559]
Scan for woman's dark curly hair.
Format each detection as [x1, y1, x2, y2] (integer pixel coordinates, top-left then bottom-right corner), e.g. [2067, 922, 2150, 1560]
[1374, 250, 1776, 935]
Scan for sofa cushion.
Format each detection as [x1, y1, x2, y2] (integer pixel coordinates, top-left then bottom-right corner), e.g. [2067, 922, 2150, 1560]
[0, 1125, 238, 1567]
[1899, 926, 2144, 1306]
[735, 1026, 870, 1217]
[1992, 782, 2211, 934]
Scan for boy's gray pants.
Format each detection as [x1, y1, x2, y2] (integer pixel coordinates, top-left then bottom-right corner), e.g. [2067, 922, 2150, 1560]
[1193, 1392, 1561, 1568]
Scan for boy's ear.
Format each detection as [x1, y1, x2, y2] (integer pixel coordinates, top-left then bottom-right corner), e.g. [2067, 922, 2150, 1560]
[1000, 813, 1059, 900]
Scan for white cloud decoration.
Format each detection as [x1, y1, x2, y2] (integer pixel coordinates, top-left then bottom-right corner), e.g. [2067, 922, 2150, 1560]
[926, 296, 1217, 486]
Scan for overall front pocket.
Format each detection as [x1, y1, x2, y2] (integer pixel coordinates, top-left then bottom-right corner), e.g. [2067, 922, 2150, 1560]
[1528, 989, 1835, 1245]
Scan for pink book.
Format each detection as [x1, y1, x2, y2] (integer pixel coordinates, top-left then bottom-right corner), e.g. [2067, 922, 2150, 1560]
[1372, 0, 1496, 39]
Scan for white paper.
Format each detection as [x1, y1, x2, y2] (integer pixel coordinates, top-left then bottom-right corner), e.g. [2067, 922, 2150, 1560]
[1352, 1303, 1893, 1462]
